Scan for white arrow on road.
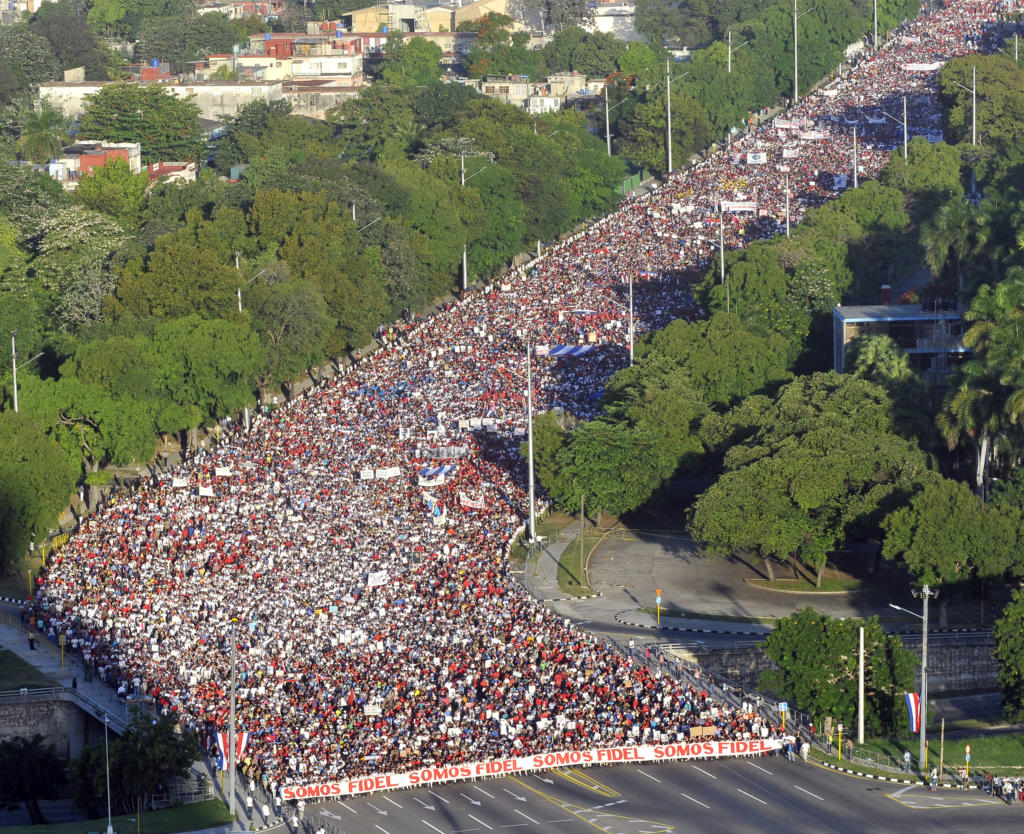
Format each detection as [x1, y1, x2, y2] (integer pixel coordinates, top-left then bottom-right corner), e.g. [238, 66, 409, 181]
[413, 796, 436, 811]
[503, 788, 528, 802]
[533, 774, 554, 784]
[459, 792, 482, 806]
[320, 809, 343, 820]
[367, 802, 388, 816]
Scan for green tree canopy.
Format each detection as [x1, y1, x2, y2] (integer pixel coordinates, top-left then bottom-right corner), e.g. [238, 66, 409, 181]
[761, 609, 916, 735]
[79, 82, 204, 164]
[0, 735, 67, 824]
[994, 588, 1024, 723]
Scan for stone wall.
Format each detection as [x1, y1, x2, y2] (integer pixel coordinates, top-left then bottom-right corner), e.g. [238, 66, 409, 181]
[687, 634, 997, 695]
[0, 692, 106, 759]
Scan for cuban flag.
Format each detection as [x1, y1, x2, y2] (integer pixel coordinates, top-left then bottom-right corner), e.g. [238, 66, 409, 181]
[215, 731, 251, 770]
[905, 692, 921, 733]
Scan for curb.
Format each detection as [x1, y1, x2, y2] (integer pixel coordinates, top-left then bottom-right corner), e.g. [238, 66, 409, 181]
[816, 759, 979, 789]
[615, 613, 767, 636]
[537, 593, 602, 602]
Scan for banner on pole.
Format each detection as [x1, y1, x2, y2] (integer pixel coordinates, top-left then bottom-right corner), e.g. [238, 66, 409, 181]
[905, 692, 921, 733]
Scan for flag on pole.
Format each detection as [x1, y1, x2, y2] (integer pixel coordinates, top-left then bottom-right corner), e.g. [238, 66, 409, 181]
[215, 731, 251, 770]
[904, 692, 921, 733]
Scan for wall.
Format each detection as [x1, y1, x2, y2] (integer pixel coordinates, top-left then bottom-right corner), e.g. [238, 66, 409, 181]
[683, 634, 998, 696]
[0, 692, 106, 759]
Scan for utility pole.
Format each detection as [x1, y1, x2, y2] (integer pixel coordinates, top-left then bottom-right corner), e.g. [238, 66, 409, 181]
[462, 245, 468, 292]
[785, 173, 791, 237]
[972, 63, 977, 146]
[793, 0, 799, 105]
[228, 621, 237, 819]
[10, 330, 17, 414]
[628, 271, 634, 366]
[460, 153, 465, 186]
[903, 95, 908, 160]
[852, 124, 858, 188]
[920, 585, 935, 772]
[605, 84, 612, 156]
[858, 626, 865, 744]
[728, 29, 732, 73]
[873, 0, 878, 48]
[351, 202, 356, 222]
[666, 59, 673, 173]
[719, 203, 729, 313]
[525, 341, 536, 543]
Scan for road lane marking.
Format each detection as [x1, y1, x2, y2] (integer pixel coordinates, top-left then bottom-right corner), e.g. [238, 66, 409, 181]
[635, 769, 661, 783]
[746, 762, 773, 775]
[467, 813, 493, 830]
[793, 785, 825, 801]
[374, 826, 391, 834]
[692, 765, 717, 779]
[737, 789, 768, 805]
[430, 790, 451, 804]
[556, 768, 620, 797]
[383, 796, 401, 808]
[339, 802, 357, 814]
[680, 792, 710, 809]
[421, 820, 447, 834]
[508, 776, 674, 833]
[474, 785, 496, 799]
[515, 809, 540, 824]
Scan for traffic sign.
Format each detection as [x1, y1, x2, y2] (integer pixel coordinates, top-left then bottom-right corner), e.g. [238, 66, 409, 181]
[965, 744, 971, 754]
[656, 596, 662, 604]
[779, 702, 788, 712]
[656, 588, 662, 596]
[966, 753, 971, 762]
[837, 723, 843, 732]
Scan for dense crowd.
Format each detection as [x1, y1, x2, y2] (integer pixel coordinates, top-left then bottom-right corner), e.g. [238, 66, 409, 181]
[27, 0, 1003, 798]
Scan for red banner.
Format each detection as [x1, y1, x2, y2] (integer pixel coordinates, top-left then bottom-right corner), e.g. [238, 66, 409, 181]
[280, 738, 781, 800]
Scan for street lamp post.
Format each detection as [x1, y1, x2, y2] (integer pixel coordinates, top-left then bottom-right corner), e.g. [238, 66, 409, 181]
[949, 66, 977, 146]
[10, 330, 17, 414]
[525, 341, 536, 544]
[605, 85, 611, 155]
[628, 271, 634, 367]
[890, 585, 937, 772]
[793, 2, 816, 105]
[785, 173, 791, 237]
[228, 621, 237, 819]
[727, 30, 750, 73]
[852, 124, 859, 188]
[666, 59, 672, 173]
[883, 96, 909, 160]
[104, 714, 113, 834]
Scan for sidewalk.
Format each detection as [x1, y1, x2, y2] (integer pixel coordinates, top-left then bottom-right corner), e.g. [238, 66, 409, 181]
[0, 602, 259, 833]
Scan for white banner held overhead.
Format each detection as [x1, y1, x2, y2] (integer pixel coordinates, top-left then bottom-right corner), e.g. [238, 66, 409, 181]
[198, 485, 215, 497]
[280, 739, 782, 801]
[367, 570, 388, 588]
[459, 492, 486, 510]
[214, 467, 232, 477]
[172, 477, 188, 489]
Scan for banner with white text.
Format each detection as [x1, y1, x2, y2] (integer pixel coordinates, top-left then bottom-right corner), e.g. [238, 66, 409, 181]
[280, 739, 782, 801]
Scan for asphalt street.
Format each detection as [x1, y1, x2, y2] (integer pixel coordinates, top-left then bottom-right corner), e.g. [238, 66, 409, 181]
[302, 755, 1018, 834]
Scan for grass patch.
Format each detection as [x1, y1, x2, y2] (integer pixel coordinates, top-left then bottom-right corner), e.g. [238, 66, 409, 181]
[858, 734, 1024, 770]
[0, 799, 233, 834]
[508, 511, 576, 571]
[557, 526, 610, 597]
[637, 608, 777, 625]
[811, 748, 927, 782]
[748, 576, 875, 592]
[0, 648, 57, 690]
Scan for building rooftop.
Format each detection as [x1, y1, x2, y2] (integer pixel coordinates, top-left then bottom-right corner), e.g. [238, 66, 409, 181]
[834, 304, 962, 322]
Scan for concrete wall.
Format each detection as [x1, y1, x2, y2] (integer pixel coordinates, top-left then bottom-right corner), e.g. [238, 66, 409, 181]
[686, 635, 997, 696]
[0, 692, 106, 759]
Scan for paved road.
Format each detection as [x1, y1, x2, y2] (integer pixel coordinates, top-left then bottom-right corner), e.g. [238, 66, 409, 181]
[303, 755, 1015, 834]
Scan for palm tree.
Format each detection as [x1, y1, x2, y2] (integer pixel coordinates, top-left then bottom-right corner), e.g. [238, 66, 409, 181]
[16, 103, 68, 164]
[921, 198, 983, 296]
[937, 360, 1007, 494]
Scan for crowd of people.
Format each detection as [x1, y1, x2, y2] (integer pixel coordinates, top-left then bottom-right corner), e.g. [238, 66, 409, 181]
[26, 0, 1006, 799]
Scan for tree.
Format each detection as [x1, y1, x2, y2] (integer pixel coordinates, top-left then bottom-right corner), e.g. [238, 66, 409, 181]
[16, 102, 69, 164]
[29, 204, 129, 327]
[0, 411, 77, 576]
[878, 137, 964, 222]
[29, 2, 114, 81]
[761, 609, 916, 736]
[73, 157, 150, 227]
[556, 420, 673, 519]
[994, 589, 1024, 722]
[252, 280, 336, 385]
[79, 83, 204, 164]
[72, 712, 198, 815]
[881, 476, 1015, 615]
[636, 312, 791, 406]
[381, 36, 443, 87]
[0, 735, 67, 824]
[465, 14, 543, 79]
[0, 26, 60, 105]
